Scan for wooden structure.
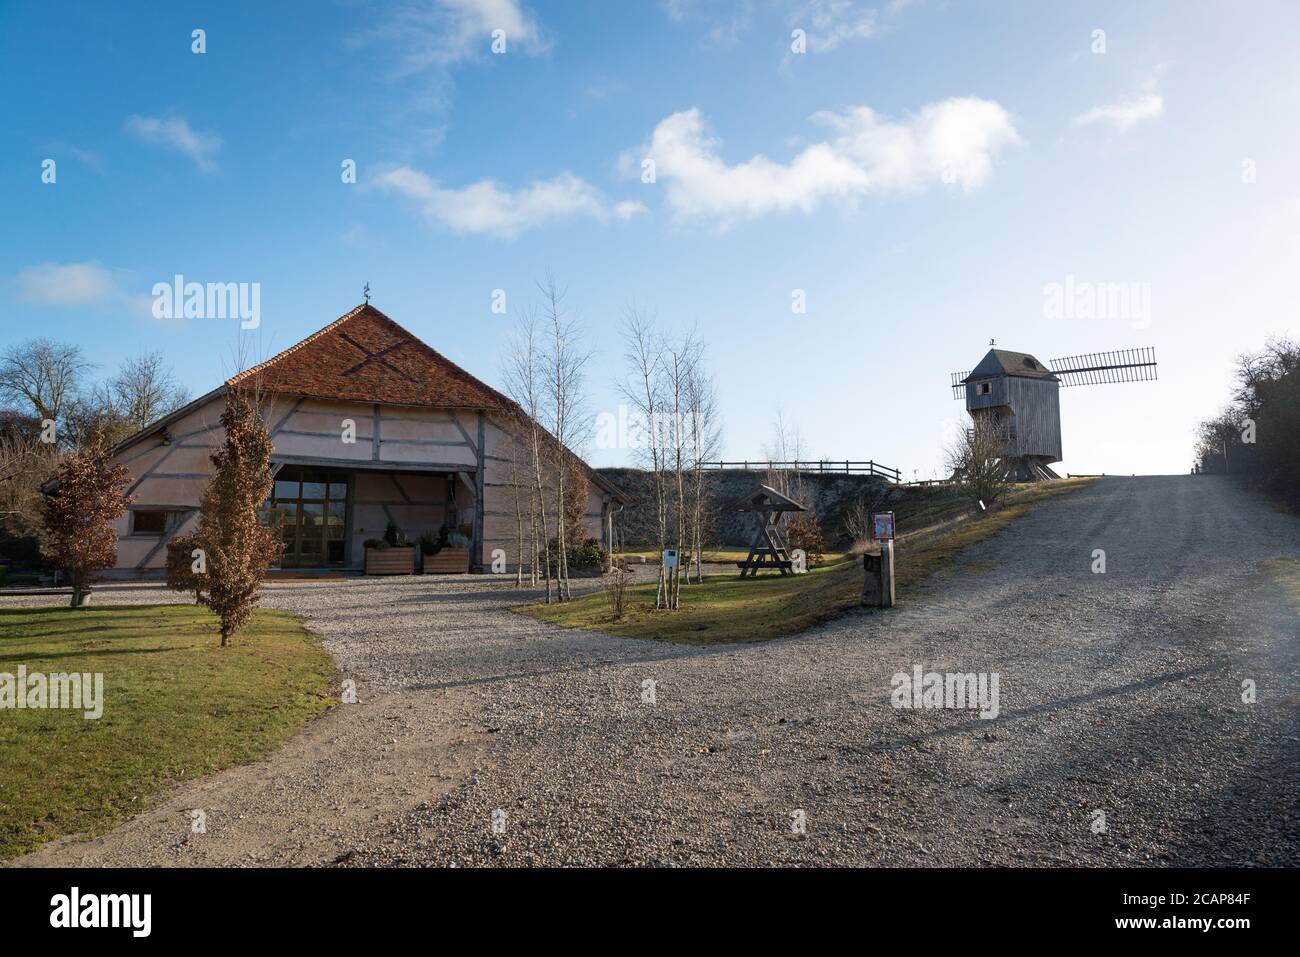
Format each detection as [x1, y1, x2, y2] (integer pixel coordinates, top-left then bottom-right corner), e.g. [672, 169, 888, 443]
[732, 484, 806, 577]
[364, 546, 415, 575]
[949, 346, 1157, 481]
[702, 460, 900, 482]
[95, 303, 625, 577]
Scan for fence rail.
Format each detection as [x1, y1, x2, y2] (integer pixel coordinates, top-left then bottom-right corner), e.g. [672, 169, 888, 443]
[700, 460, 901, 482]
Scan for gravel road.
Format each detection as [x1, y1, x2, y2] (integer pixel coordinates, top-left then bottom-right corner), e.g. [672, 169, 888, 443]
[9, 475, 1299, 867]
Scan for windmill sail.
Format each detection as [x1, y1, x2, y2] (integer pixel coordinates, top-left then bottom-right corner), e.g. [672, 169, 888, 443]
[1048, 347, 1157, 387]
[950, 370, 971, 400]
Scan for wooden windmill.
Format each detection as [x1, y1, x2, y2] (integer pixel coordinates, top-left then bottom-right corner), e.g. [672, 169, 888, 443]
[732, 484, 806, 577]
[949, 346, 1158, 481]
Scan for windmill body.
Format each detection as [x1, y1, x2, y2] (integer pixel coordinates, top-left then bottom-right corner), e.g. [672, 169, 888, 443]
[950, 346, 1157, 482]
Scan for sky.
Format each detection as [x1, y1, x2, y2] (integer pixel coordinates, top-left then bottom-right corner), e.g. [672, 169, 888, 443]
[2, 0, 1298, 479]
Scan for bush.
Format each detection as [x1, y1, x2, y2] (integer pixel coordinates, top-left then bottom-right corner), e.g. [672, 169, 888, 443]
[785, 514, 825, 567]
[445, 531, 471, 549]
[544, 536, 607, 572]
[417, 530, 441, 555]
[165, 532, 205, 604]
[382, 521, 407, 547]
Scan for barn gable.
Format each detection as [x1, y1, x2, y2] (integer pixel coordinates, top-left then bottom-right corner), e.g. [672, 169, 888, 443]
[227, 303, 516, 412]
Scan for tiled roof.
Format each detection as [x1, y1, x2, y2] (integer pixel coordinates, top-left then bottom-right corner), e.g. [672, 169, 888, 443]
[226, 303, 516, 411]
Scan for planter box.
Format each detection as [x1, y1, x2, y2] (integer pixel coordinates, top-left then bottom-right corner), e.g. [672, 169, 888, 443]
[365, 546, 415, 576]
[422, 547, 469, 574]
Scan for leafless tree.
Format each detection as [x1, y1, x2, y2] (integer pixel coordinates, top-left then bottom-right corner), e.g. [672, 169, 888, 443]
[503, 307, 553, 601]
[111, 351, 190, 431]
[683, 347, 721, 584]
[945, 417, 1011, 509]
[0, 338, 91, 424]
[620, 306, 670, 609]
[762, 409, 807, 504]
[539, 277, 593, 602]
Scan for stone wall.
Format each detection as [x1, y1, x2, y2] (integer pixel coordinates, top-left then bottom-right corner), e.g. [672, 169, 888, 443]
[598, 468, 898, 547]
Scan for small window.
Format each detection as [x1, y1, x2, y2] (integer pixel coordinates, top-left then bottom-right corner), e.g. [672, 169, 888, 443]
[978, 382, 992, 395]
[132, 510, 174, 535]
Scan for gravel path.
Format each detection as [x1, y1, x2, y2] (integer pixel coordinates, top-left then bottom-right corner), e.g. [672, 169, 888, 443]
[9, 475, 1299, 867]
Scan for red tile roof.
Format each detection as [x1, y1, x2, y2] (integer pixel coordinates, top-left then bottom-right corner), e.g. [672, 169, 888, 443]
[226, 303, 516, 411]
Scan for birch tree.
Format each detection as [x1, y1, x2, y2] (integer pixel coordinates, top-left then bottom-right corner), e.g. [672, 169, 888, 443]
[620, 307, 669, 609]
[539, 278, 593, 602]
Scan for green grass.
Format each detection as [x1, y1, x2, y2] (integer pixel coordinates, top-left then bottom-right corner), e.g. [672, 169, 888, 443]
[620, 546, 845, 563]
[519, 478, 1095, 645]
[0, 605, 335, 860]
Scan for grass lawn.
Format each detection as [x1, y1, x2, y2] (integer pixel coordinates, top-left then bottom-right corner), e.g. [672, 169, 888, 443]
[519, 478, 1094, 645]
[620, 546, 845, 564]
[0, 604, 335, 860]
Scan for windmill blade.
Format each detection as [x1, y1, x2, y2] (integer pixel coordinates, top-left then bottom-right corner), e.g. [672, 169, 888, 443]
[949, 370, 970, 399]
[1048, 347, 1157, 387]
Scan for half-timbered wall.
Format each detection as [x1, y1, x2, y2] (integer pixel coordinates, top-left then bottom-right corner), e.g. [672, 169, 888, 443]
[106, 393, 612, 575]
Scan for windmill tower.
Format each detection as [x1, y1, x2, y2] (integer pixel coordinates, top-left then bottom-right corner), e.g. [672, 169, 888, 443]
[949, 346, 1158, 481]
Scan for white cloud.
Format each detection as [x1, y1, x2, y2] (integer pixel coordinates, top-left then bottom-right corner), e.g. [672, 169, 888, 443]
[124, 115, 222, 172]
[796, 0, 880, 52]
[1072, 79, 1164, 131]
[16, 261, 124, 306]
[631, 98, 1020, 228]
[373, 166, 644, 239]
[371, 0, 547, 77]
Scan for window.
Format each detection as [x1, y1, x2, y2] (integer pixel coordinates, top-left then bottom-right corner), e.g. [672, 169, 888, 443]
[132, 510, 175, 535]
[978, 382, 992, 396]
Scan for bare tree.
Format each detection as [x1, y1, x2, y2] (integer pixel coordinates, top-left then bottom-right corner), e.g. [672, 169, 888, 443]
[0, 411, 57, 541]
[945, 417, 1011, 509]
[620, 306, 670, 609]
[503, 308, 553, 601]
[539, 277, 593, 602]
[763, 409, 807, 504]
[683, 347, 721, 584]
[0, 338, 91, 424]
[112, 351, 190, 431]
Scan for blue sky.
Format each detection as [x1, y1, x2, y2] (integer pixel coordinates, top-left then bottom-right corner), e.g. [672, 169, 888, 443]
[3, 0, 1298, 477]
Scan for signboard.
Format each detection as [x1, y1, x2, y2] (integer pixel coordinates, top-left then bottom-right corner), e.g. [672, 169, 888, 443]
[662, 548, 679, 568]
[871, 512, 895, 542]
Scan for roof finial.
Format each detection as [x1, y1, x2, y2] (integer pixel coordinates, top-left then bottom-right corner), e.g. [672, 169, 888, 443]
[363, 281, 371, 304]
[989, 338, 996, 347]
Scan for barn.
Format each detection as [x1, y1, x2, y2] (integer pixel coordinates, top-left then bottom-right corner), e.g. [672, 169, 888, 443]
[101, 303, 624, 577]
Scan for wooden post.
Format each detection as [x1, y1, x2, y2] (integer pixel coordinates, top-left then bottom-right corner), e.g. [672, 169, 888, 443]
[861, 541, 895, 608]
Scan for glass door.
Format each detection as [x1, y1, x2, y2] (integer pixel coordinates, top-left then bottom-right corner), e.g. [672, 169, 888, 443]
[265, 467, 349, 568]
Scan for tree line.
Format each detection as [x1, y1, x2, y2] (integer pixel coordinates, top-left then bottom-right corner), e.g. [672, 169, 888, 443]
[1192, 337, 1299, 507]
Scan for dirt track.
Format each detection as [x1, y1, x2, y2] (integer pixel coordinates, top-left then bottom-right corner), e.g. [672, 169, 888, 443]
[11, 476, 1299, 867]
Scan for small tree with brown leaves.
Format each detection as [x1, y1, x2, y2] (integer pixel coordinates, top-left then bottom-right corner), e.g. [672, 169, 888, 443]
[165, 531, 206, 604]
[41, 432, 131, 607]
[194, 389, 282, 645]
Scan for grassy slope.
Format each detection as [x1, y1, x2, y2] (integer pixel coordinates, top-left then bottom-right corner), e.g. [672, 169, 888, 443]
[0, 605, 335, 860]
[519, 479, 1094, 645]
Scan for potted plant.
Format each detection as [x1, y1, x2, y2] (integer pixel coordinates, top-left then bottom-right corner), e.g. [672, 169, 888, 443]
[364, 521, 416, 575]
[423, 523, 471, 574]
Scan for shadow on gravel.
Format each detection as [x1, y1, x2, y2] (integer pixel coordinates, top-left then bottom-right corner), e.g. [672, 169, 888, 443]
[860, 661, 1230, 752]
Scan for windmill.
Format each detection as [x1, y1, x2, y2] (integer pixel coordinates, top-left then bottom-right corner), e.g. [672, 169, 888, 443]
[948, 346, 1158, 481]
